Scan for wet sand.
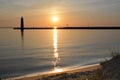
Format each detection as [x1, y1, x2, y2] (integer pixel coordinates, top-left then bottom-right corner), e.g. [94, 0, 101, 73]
[11, 64, 101, 80]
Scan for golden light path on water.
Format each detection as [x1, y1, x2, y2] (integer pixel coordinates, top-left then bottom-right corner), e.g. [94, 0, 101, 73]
[53, 26, 63, 73]
[51, 26, 100, 74]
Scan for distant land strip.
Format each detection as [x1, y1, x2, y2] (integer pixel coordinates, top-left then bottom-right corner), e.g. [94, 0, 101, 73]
[13, 27, 120, 30]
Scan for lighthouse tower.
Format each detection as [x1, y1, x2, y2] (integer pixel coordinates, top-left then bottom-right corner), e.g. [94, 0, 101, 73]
[21, 17, 24, 32]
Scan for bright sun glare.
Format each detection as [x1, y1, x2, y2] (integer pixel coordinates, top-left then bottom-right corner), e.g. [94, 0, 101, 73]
[52, 16, 59, 22]
[54, 68, 63, 73]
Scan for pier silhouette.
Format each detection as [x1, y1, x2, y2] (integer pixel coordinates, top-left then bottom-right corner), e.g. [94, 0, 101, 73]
[14, 26, 120, 30]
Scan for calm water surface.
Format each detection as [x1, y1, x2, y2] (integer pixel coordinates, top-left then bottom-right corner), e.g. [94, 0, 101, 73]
[0, 28, 120, 78]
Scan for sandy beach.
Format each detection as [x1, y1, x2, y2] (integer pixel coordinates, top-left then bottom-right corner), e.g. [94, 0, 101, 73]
[5, 64, 100, 80]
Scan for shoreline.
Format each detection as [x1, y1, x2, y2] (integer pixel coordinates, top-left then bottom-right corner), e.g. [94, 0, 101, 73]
[5, 64, 100, 80]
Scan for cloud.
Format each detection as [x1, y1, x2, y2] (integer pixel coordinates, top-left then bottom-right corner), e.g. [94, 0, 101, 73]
[0, 0, 119, 13]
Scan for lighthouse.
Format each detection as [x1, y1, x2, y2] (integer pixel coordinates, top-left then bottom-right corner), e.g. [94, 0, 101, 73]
[21, 17, 24, 32]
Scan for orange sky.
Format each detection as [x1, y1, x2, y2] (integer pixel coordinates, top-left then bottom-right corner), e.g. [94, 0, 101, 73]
[0, 0, 120, 27]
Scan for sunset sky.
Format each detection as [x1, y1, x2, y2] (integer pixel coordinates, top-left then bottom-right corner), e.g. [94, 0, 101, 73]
[0, 0, 120, 27]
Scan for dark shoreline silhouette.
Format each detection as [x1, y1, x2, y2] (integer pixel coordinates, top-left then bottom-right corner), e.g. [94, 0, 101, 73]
[14, 27, 120, 30]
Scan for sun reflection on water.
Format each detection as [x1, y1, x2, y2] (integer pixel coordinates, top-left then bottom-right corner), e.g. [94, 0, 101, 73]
[53, 26, 57, 50]
[53, 26, 63, 73]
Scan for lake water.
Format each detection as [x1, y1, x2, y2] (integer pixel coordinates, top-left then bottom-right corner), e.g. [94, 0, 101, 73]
[0, 28, 120, 79]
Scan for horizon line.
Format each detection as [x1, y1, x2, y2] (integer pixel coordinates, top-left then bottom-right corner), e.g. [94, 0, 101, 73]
[13, 26, 120, 30]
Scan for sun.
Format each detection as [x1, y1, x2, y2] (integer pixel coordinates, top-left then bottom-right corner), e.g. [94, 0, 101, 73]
[52, 16, 59, 22]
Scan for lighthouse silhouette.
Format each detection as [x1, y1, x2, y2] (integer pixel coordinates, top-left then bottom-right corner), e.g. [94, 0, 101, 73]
[21, 17, 24, 32]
